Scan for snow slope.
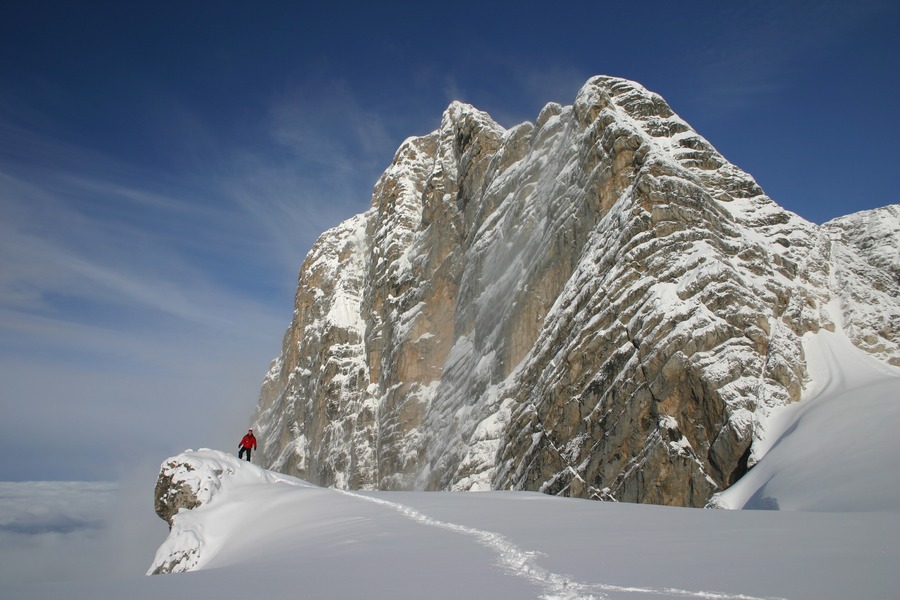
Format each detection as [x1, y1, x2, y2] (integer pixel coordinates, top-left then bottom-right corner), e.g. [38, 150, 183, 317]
[6, 329, 897, 599]
[6, 462, 897, 599]
[712, 329, 900, 512]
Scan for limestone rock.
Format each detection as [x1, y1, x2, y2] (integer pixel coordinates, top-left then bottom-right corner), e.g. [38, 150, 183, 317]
[153, 462, 203, 529]
[251, 75, 900, 506]
[150, 452, 229, 574]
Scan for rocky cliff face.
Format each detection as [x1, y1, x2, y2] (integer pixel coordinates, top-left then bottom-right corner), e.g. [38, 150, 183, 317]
[251, 76, 900, 506]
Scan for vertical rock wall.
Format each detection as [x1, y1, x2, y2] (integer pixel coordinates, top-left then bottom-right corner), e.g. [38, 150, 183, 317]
[252, 76, 900, 506]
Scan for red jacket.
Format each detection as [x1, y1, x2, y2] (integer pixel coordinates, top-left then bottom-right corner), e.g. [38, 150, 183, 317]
[240, 433, 257, 450]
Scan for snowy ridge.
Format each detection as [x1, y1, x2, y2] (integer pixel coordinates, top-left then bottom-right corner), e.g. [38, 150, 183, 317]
[146, 436, 899, 598]
[824, 204, 900, 279]
[822, 205, 900, 366]
[253, 211, 379, 488]
[151, 314, 900, 598]
[148, 449, 309, 574]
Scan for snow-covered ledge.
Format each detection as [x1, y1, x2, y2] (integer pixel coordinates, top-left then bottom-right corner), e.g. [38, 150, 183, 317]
[148, 449, 305, 574]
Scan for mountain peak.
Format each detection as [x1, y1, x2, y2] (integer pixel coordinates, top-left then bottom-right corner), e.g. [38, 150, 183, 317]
[250, 76, 899, 506]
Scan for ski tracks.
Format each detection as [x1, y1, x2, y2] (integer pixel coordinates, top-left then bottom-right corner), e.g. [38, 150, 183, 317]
[336, 489, 783, 600]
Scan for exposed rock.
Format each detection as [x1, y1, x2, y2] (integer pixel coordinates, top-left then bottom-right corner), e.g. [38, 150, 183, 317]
[149, 449, 297, 574]
[149, 450, 232, 574]
[153, 461, 202, 529]
[822, 206, 900, 366]
[251, 75, 900, 506]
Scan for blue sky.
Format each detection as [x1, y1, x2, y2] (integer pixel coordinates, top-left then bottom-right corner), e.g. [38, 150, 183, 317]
[1, 0, 898, 482]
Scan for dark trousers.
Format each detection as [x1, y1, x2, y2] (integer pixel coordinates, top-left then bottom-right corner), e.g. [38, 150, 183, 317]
[239, 447, 252, 462]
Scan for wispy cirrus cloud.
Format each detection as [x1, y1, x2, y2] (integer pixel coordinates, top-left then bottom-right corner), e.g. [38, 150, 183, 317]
[0, 168, 276, 338]
[217, 77, 405, 274]
[0, 76, 410, 481]
[0, 114, 300, 480]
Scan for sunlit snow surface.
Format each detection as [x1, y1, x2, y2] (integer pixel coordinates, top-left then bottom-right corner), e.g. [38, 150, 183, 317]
[6, 332, 899, 599]
[713, 330, 900, 512]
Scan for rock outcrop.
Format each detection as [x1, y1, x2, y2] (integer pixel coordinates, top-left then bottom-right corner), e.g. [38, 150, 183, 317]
[149, 451, 235, 574]
[251, 75, 900, 506]
[821, 206, 900, 364]
[153, 460, 204, 530]
[149, 449, 297, 574]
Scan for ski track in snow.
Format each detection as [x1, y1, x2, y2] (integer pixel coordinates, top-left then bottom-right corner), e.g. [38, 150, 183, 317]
[335, 489, 783, 600]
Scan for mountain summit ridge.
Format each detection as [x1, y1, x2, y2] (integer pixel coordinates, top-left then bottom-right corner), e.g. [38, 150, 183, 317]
[251, 75, 899, 506]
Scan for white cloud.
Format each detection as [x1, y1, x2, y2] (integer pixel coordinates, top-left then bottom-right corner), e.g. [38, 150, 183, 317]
[0, 479, 166, 583]
[0, 174, 284, 341]
[0, 482, 117, 582]
[0, 482, 116, 534]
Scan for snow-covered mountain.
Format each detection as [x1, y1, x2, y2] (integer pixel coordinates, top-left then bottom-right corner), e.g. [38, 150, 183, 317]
[251, 75, 900, 507]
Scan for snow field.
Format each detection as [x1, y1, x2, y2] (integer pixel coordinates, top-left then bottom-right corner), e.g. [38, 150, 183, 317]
[5, 462, 898, 599]
[135, 443, 897, 599]
[7, 326, 898, 599]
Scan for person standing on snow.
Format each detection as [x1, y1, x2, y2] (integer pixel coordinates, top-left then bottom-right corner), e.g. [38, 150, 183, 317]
[238, 429, 257, 462]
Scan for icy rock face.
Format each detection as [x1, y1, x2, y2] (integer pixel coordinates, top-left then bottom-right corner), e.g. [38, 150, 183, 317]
[822, 205, 900, 366]
[252, 76, 900, 506]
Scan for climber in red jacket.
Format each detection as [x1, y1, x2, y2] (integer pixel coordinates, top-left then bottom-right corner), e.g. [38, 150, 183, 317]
[238, 429, 257, 462]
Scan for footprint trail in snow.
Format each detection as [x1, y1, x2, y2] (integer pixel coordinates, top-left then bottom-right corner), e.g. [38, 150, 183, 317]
[337, 489, 783, 600]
